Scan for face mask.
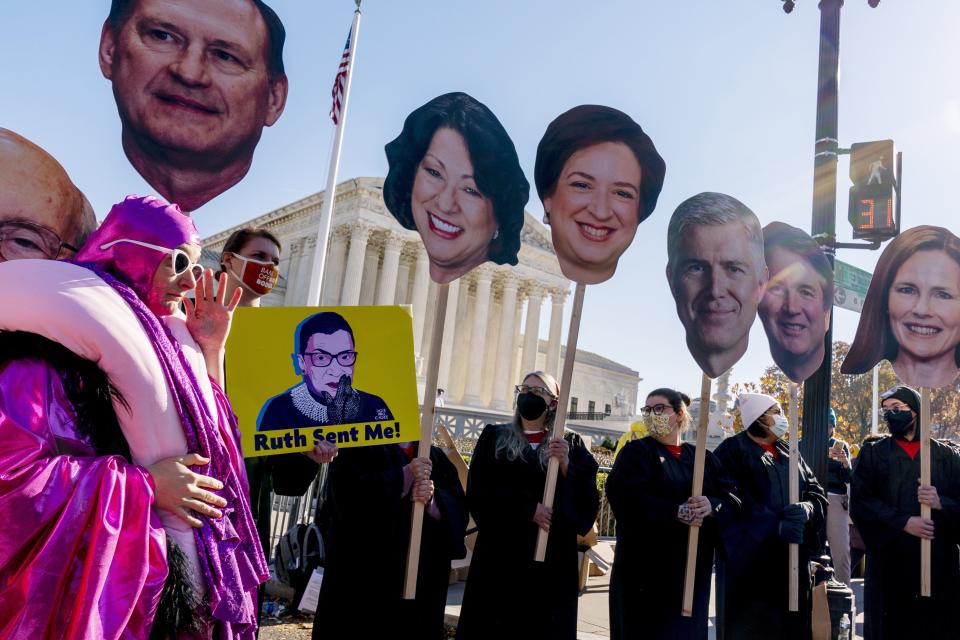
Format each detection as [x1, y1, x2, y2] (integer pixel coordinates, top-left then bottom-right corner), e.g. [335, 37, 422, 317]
[517, 393, 548, 421]
[884, 410, 914, 439]
[230, 253, 279, 296]
[643, 413, 673, 438]
[770, 414, 789, 439]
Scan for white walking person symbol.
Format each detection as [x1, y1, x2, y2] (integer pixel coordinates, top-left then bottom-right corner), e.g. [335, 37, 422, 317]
[868, 156, 886, 184]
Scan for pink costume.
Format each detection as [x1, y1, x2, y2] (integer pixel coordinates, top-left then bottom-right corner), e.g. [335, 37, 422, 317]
[0, 197, 266, 638]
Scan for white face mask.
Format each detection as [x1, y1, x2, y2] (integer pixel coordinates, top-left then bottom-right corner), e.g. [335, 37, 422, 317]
[770, 414, 789, 439]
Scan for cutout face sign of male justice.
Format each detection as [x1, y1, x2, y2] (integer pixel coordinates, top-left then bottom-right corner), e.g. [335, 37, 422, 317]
[758, 221, 833, 383]
[534, 104, 666, 285]
[383, 92, 529, 284]
[666, 192, 768, 379]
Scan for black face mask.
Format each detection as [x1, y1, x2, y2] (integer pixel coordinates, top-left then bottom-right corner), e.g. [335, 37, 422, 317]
[884, 410, 915, 439]
[517, 393, 548, 421]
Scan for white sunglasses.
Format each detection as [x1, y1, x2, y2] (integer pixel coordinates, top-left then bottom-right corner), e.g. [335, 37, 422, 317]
[99, 238, 204, 279]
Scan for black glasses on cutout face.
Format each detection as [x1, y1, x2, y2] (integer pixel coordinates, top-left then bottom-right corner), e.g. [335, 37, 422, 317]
[302, 349, 358, 368]
[0, 220, 77, 260]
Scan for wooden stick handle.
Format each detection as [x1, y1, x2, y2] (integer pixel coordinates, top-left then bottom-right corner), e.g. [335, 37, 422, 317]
[682, 373, 712, 617]
[403, 283, 449, 599]
[788, 383, 800, 612]
[920, 387, 931, 598]
[534, 282, 586, 562]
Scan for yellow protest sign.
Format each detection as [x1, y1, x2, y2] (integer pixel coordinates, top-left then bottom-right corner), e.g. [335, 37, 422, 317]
[226, 306, 419, 458]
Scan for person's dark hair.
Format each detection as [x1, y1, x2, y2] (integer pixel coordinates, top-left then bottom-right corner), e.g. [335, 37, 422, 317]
[218, 226, 282, 274]
[295, 312, 354, 354]
[534, 105, 666, 225]
[383, 92, 529, 266]
[762, 221, 833, 311]
[842, 225, 960, 375]
[106, 0, 286, 79]
[646, 388, 691, 415]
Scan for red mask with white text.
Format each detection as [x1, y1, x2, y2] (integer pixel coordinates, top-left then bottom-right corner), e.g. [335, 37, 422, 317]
[230, 253, 279, 296]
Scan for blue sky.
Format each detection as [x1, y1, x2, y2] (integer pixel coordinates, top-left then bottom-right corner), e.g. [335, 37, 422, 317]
[4, 1, 960, 398]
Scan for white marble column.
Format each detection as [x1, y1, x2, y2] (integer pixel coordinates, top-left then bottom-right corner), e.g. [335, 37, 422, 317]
[410, 247, 430, 356]
[375, 233, 403, 305]
[480, 298, 502, 406]
[395, 257, 411, 305]
[546, 289, 567, 377]
[339, 224, 371, 306]
[359, 244, 380, 306]
[293, 237, 315, 305]
[463, 267, 493, 405]
[520, 286, 544, 377]
[320, 228, 348, 306]
[491, 275, 520, 410]
[449, 279, 473, 402]
[282, 238, 304, 306]
[436, 278, 460, 390]
[509, 294, 524, 391]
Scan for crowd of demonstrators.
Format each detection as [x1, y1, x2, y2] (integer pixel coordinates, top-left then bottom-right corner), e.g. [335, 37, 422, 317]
[606, 388, 739, 638]
[851, 386, 960, 638]
[457, 372, 600, 640]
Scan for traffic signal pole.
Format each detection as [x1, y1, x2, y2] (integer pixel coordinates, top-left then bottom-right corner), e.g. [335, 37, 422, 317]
[800, 0, 843, 484]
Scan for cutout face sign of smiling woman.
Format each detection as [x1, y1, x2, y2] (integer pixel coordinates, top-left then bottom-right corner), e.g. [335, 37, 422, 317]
[384, 92, 529, 284]
[843, 226, 960, 389]
[534, 105, 665, 285]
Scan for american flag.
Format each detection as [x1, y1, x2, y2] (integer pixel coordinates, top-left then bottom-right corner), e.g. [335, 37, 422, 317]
[329, 30, 352, 125]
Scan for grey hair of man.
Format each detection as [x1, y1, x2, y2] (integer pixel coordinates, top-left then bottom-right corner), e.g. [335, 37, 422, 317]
[666, 192, 766, 278]
[494, 370, 559, 468]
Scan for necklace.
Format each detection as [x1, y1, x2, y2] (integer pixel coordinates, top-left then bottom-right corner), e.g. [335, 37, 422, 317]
[291, 383, 329, 424]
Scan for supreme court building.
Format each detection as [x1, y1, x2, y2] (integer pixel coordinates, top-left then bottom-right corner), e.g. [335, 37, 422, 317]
[202, 177, 640, 442]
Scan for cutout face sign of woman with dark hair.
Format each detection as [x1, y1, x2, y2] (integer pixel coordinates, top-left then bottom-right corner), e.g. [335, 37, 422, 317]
[842, 225, 960, 389]
[758, 222, 833, 383]
[384, 92, 529, 284]
[534, 105, 666, 285]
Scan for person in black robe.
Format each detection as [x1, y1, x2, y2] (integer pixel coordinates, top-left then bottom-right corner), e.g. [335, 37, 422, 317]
[457, 371, 600, 640]
[714, 393, 827, 640]
[850, 385, 960, 639]
[311, 440, 467, 640]
[606, 388, 740, 639]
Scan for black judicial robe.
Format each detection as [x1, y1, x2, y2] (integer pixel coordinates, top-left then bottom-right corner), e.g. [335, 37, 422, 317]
[850, 436, 960, 640]
[713, 431, 827, 640]
[606, 437, 740, 640]
[312, 443, 468, 640]
[456, 424, 600, 640]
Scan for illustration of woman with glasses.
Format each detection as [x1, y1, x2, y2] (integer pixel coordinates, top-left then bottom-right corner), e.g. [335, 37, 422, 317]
[256, 311, 393, 430]
[457, 371, 599, 640]
[605, 388, 739, 639]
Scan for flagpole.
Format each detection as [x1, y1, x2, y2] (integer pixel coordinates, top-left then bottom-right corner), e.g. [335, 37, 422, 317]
[305, 1, 362, 306]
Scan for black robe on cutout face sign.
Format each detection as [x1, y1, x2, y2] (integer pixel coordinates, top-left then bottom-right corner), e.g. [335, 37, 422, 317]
[605, 436, 740, 640]
[456, 423, 600, 640]
[311, 442, 467, 640]
[712, 430, 827, 640]
[850, 435, 960, 640]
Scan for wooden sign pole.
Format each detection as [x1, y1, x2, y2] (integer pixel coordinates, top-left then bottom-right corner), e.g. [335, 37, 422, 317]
[920, 386, 931, 598]
[681, 373, 712, 617]
[534, 282, 586, 562]
[403, 282, 449, 599]
[788, 383, 800, 612]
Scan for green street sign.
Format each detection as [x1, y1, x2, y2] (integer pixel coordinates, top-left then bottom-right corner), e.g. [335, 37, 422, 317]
[833, 260, 872, 313]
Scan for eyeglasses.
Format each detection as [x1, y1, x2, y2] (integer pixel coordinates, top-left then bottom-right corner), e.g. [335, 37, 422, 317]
[302, 349, 358, 368]
[515, 384, 557, 400]
[0, 221, 77, 260]
[641, 404, 673, 416]
[99, 238, 204, 279]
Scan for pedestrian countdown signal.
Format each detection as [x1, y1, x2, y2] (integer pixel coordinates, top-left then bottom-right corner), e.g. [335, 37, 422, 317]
[848, 139, 898, 241]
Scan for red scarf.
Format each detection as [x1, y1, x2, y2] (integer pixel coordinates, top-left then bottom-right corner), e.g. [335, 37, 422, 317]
[759, 442, 780, 459]
[664, 444, 683, 459]
[525, 430, 547, 445]
[896, 439, 921, 460]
